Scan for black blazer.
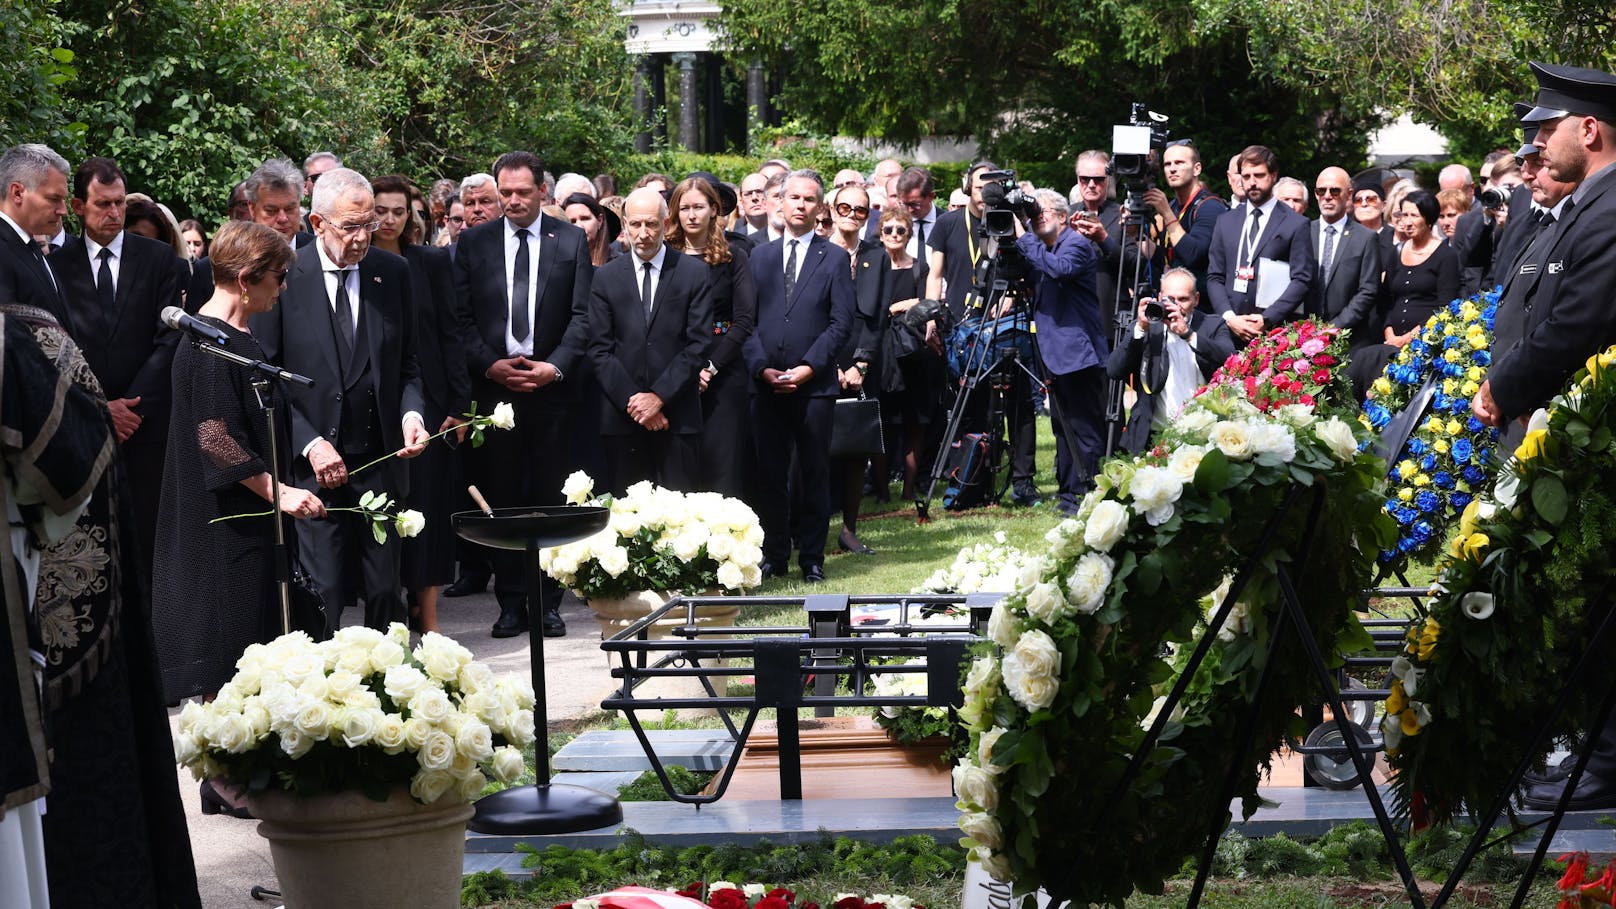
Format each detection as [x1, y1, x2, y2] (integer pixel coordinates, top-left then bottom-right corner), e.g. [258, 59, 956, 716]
[1309, 218, 1380, 338]
[0, 223, 67, 324]
[451, 214, 592, 392]
[1105, 310, 1236, 452]
[49, 232, 184, 416]
[1484, 190, 1540, 289]
[1488, 174, 1616, 423]
[250, 244, 426, 485]
[703, 243, 756, 372]
[1206, 201, 1316, 324]
[399, 244, 471, 420]
[587, 247, 715, 436]
[742, 234, 857, 398]
[853, 247, 929, 359]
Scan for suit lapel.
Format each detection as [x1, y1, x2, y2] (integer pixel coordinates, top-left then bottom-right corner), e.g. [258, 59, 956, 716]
[106, 238, 135, 342]
[646, 247, 677, 331]
[289, 249, 342, 383]
[531, 214, 559, 325]
[347, 258, 380, 388]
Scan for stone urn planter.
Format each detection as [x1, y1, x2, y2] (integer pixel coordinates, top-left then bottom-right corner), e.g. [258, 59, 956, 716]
[586, 588, 739, 640]
[248, 787, 473, 909]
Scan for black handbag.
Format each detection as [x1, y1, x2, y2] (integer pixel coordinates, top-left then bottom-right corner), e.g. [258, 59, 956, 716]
[830, 390, 885, 458]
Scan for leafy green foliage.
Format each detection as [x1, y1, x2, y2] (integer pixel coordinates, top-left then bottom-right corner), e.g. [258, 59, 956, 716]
[616, 766, 714, 801]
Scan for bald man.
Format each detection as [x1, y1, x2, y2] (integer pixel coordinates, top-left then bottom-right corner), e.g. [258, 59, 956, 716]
[586, 188, 714, 493]
[1309, 166, 1381, 339]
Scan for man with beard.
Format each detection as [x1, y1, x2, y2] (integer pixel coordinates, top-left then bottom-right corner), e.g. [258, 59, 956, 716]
[1206, 145, 1315, 346]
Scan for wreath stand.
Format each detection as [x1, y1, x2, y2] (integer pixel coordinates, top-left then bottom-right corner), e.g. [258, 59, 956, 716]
[1051, 483, 1430, 909]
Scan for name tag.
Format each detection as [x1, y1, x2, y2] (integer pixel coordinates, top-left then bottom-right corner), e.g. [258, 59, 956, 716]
[1232, 265, 1254, 294]
[1548, 261, 1565, 274]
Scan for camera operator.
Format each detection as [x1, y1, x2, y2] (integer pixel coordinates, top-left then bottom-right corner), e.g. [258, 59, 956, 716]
[1013, 189, 1107, 514]
[1105, 267, 1236, 453]
[1142, 139, 1228, 297]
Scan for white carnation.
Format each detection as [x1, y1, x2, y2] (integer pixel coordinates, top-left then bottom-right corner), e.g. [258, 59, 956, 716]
[1173, 408, 1217, 437]
[1249, 421, 1297, 462]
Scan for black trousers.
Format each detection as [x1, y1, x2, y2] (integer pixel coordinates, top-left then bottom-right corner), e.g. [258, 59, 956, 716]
[1048, 366, 1107, 505]
[699, 367, 753, 500]
[751, 391, 833, 569]
[605, 430, 701, 494]
[960, 367, 1037, 485]
[464, 378, 574, 616]
[299, 462, 405, 631]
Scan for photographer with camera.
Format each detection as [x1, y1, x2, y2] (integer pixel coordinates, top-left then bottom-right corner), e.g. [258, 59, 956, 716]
[1105, 267, 1236, 453]
[1068, 150, 1124, 312]
[1012, 188, 1107, 514]
[1142, 139, 1228, 297]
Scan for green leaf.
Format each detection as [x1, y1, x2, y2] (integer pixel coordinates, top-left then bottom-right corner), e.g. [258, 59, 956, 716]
[371, 523, 387, 546]
[360, 489, 377, 508]
[1531, 475, 1568, 525]
[1194, 447, 1230, 496]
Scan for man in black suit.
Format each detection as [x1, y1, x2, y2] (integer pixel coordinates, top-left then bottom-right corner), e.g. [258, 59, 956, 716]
[1106, 268, 1235, 452]
[744, 169, 856, 583]
[587, 188, 714, 492]
[1309, 166, 1380, 342]
[49, 157, 184, 569]
[452, 150, 592, 638]
[0, 144, 71, 325]
[1487, 63, 1616, 813]
[187, 158, 315, 310]
[1206, 145, 1315, 346]
[251, 168, 430, 632]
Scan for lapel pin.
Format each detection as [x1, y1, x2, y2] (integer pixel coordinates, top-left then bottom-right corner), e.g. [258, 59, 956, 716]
[372, 275, 382, 283]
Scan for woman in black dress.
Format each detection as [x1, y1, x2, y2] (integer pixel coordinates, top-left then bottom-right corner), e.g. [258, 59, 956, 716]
[153, 221, 326, 810]
[1348, 190, 1461, 399]
[667, 175, 756, 500]
[372, 176, 471, 633]
[858, 205, 939, 502]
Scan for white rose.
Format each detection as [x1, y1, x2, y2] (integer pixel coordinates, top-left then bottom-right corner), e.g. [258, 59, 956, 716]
[710, 883, 739, 895]
[716, 560, 745, 590]
[279, 728, 314, 759]
[1001, 629, 1062, 712]
[1249, 422, 1297, 462]
[964, 656, 1000, 699]
[408, 687, 453, 724]
[456, 769, 488, 802]
[374, 714, 408, 753]
[959, 811, 1003, 850]
[340, 707, 381, 748]
[1128, 466, 1183, 526]
[210, 712, 256, 755]
[416, 634, 472, 682]
[1167, 445, 1208, 483]
[1461, 591, 1495, 620]
[743, 884, 768, 900]
[395, 509, 426, 539]
[489, 401, 517, 431]
[368, 638, 407, 674]
[492, 745, 526, 783]
[511, 710, 536, 747]
[1275, 403, 1317, 429]
[977, 725, 1008, 772]
[418, 729, 457, 771]
[952, 760, 1000, 811]
[1083, 499, 1130, 551]
[1044, 517, 1083, 560]
[403, 717, 433, 750]
[1065, 552, 1113, 616]
[1022, 581, 1068, 626]
[410, 769, 455, 804]
[742, 563, 762, 587]
[1209, 421, 1254, 460]
[326, 668, 363, 702]
[987, 602, 1020, 648]
[597, 545, 630, 578]
[975, 846, 1013, 883]
[1174, 408, 1217, 437]
[291, 697, 331, 741]
[385, 665, 429, 705]
[455, 719, 496, 763]
[1314, 417, 1360, 463]
[173, 731, 201, 767]
[560, 470, 594, 504]
[458, 661, 495, 694]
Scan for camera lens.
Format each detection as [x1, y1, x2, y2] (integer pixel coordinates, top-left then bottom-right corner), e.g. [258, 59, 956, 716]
[1143, 301, 1165, 321]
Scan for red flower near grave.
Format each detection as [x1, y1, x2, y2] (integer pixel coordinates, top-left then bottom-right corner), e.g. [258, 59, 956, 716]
[710, 889, 749, 909]
[677, 883, 704, 899]
[757, 897, 792, 909]
[799, 903, 820, 909]
[834, 898, 867, 909]
[766, 890, 796, 905]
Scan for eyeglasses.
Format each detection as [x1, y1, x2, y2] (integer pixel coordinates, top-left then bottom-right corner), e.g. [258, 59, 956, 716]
[263, 268, 288, 282]
[1353, 193, 1381, 205]
[1314, 186, 1345, 196]
[1077, 175, 1107, 185]
[881, 225, 909, 237]
[447, 215, 464, 224]
[327, 220, 381, 237]
[834, 202, 870, 220]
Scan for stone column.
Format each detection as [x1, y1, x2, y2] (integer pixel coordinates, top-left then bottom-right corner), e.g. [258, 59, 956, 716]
[747, 60, 768, 133]
[650, 56, 667, 146]
[633, 56, 653, 154]
[673, 52, 699, 152]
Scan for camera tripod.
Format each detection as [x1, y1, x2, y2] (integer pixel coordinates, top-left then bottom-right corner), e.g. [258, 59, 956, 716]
[1102, 197, 1164, 458]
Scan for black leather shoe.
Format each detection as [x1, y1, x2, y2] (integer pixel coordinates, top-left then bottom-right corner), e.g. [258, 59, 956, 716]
[491, 608, 524, 638]
[542, 606, 566, 638]
[444, 575, 488, 597]
[1010, 483, 1042, 507]
[760, 561, 783, 580]
[837, 530, 875, 555]
[1523, 754, 1577, 787]
[802, 564, 826, 583]
[199, 781, 254, 819]
[1522, 769, 1616, 811]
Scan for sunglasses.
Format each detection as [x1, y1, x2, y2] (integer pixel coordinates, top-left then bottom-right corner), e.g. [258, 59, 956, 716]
[881, 225, 909, 237]
[1314, 186, 1345, 196]
[1166, 138, 1196, 149]
[1076, 175, 1107, 185]
[834, 202, 870, 220]
[1353, 193, 1382, 204]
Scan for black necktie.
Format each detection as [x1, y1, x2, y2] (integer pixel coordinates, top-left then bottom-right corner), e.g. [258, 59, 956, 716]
[96, 247, 116, 315]
[784, 239, 799, 302]
[915, 218, 926, 251]
[1320, 224, 1338, 284]
[329, 269, 354, 367]
[512, 227, 531, 346]
[1239, 208, 1263, 270]
[641, 261, 654, 317]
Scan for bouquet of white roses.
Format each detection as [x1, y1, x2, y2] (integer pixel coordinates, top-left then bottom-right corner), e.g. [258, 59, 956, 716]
[913, 531, 1032, 595]
[174, 624, 535, 804]
[541, 472, 764, 599]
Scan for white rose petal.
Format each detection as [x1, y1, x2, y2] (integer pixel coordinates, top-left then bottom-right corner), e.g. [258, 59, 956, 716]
[489, 402, 517, 431]
[952, 760, 1000, 812]
[1209, 421, 1254, 460]
[1065, 552, 1114, 616]
[1083, 499, 1130, 551]
[1001, 629, 1061, 712]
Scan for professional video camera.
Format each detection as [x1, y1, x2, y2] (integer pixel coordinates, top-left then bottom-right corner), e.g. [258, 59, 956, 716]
[1110, 102, 1171, 218]
[1479, 184, 1518, 211]
[979, 169, 1040, 238]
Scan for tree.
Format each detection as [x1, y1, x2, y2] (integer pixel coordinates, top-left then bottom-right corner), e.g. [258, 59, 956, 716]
[0, 0, 85, 154]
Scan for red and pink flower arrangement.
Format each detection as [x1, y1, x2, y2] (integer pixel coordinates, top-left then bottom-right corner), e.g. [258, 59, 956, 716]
[1202, 317, 1353, 413]
[556, 884, 920, 909]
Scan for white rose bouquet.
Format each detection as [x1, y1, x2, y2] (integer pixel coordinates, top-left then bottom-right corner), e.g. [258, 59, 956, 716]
[913, 531, 1033, 595]
[540, 472, 764, 599]
[174, 624, 536, 804]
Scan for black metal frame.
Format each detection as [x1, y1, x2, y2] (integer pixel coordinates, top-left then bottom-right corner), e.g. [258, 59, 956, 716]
[599, 593, 1000, 803]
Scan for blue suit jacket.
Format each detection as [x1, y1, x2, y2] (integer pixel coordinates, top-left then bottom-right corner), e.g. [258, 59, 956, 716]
[1016, 229, 1105, 376]
[743, 234, 857, 397]
[1206, 200, 1315, 324]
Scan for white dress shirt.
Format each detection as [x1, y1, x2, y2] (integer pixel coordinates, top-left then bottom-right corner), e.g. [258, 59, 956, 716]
[634, 244, 667, 313]
[314, 240, 360, 337]
[84, 231, 126, 297]
[782, 227, 814, 286]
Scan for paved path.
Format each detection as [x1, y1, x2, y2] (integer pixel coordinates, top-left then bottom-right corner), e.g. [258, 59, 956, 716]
[177, 588, 617, 908]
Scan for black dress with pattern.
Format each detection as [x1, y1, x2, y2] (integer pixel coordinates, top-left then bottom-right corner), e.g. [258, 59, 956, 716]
[153, 316, 282, 702]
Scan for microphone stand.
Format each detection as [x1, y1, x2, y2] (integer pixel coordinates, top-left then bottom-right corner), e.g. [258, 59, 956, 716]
[187, 337, 314, 634]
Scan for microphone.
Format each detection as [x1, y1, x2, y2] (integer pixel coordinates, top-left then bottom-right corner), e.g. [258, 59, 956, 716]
[160, 306, 229, 346]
